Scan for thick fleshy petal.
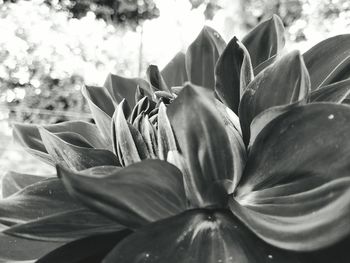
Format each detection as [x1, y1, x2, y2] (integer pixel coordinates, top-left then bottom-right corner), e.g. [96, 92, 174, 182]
[39, 128, 119, 171]
[1, 171, 51, 198]
[161, 52, 188, 87]
[215, 36, 253, 113]
[104, 209, 302, 263]
[82, 85, 113, 145]
[104, 73, 152, 108]
[239, 50, 310, 145]
[168, 84, 240, 208]
[186, 26, 226, 90]
[233, 103, 350, 251]
[0, 178, 80, 226]
[112, 102, 150, 166]
[57, 160, 187, 229]
[303, 34, 350, 90]
[36, 230, 131, 263]
[0, 232, 63, 261]
[5, 208, 123, 242]
[242, 15, 285, 68]
[309, 78, 350, 103]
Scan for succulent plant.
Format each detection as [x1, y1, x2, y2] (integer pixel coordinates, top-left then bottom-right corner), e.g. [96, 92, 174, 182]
[1, 14, 350, 262]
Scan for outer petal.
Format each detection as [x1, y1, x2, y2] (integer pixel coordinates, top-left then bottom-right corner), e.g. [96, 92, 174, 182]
[36, 230, 131, 263]
[309, 78, 350, 103]
[1, 171, 50, 198]
[82, 85, 113, 145]
[242, 15, 285, 68]
[146, 64, 170, 92]
[303, 34, 350, 90]
[103, 209, 302, 263]
[215, 36, 253, 113]
[0, 178, 80, 226]
[57, 160, 187, 229]
[161, 52, 188, 87]
[39, 127, 120, 171]
[186, 26, 226, 90]
[0, 232, 63, 261]
[5, 208, 123, 242]
[233, 103, 350, 251]
[168, 84, 242, 208]
[239, 50, 310, 145]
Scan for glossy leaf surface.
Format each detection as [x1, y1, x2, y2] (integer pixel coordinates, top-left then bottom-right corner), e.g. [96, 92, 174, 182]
[161, 52, 188, 87]
[58, 160, 187, 228]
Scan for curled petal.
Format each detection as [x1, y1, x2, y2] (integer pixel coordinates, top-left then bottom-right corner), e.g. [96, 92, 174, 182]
[239, 50, 310, 145]
[215, 36, 253, 113]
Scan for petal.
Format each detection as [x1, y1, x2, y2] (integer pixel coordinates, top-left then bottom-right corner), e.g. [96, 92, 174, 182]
[157, 102, 177, 160]
[57, 160, 187, 228]
[186, 26, 226, 90]
[253, 54, 277, 75]
[215, 36, 253, 113]
[309, 78, 350, 103]
[239, 50, 310, 145]
[81, 85, 113, 145]
[0, 178, 80, 226]
[0, 232, 63, 261]
[104, 73, 152, 108]
[1, 171, 50, 198]
[104, 209, 302, 263]
[36, 230, 131, 263]
[161, 52, 188, 87]
[167, 84, 239, 208]
[112, 102, 150, 166]
[303, 34, 350, 90]
[242, 15, 285, 68]
[233, 103, 350, 251]
[146, 64, 170, 92]
[5, 208, 123, 242]
[39, 127, 120, 170]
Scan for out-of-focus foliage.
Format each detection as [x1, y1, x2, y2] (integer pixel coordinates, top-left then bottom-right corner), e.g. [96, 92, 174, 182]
[3, 0, 160, 28]
[0, 0, 141, 123]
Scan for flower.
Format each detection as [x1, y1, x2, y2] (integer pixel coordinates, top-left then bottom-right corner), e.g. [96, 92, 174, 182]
[2, 14, 350, 262]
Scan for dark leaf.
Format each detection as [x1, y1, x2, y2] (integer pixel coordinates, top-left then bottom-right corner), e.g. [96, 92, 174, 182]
[0, 232, 63, 261]
[1, 171, 51, 198]
[253, 54, 277, 75]
[104, 209, 302, 263]
[242, 15, 285, 68]
[104, 73, 152, 108]
[36, 230, 131, 263]
[0, 178, 80, 226]
[39, 127, 120, 171]
[168, 84, 239, 208]
[309, 78, 350, 103]
[5, 208, 123, 242]
[186, 26, 226, 89]
[233, 103, 350, 251]
[303, 34, 350, 90]
[239, 50, 310, 145]
[57, 160, 187, 229]
[161, 52, 188, 87]
[215, 36, 253, 113]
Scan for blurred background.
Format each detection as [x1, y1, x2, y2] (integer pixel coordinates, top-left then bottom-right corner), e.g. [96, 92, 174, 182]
[0, 0, 350, 175]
